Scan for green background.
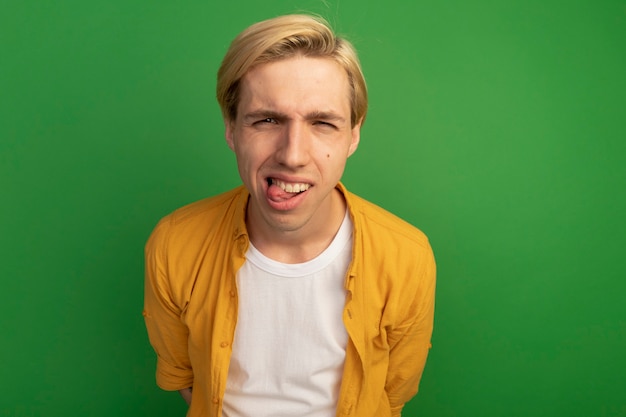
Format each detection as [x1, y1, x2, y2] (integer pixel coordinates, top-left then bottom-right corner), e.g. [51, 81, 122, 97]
[2, 0, 625, 416]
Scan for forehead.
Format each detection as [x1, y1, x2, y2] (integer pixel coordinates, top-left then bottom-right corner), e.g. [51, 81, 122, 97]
[237, 56, 351, 115]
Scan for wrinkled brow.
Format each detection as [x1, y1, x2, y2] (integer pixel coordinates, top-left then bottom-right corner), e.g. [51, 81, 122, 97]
[242, 109, 346, 124]
[306, 111, 346, 124]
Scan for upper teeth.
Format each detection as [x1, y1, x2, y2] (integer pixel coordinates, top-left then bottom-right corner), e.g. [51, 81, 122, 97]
[272, 179, 311, 193]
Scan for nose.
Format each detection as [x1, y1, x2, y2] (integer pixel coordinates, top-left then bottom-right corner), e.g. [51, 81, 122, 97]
[275, 122, 310, 168]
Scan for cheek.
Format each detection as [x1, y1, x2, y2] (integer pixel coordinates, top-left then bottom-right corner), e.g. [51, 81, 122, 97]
[323, 152, 349, 174]
[234, 144, 268, 173]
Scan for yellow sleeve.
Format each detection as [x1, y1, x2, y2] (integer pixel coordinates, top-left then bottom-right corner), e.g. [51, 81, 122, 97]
[143, 218, 194, 391]
[386, 245, 436, 416]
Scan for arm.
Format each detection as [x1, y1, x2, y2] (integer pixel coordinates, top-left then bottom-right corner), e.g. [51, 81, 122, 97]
[179, 387, 192, 406]
[143, 219, 195, 391]
[386, 247, 436, 416]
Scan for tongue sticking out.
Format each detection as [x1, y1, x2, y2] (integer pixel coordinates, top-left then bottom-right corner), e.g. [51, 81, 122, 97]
[267, 183, 299, 202]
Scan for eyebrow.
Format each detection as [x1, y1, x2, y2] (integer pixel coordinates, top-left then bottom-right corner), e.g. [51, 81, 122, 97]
[242, 109, 346, 124]
[306, 111, 346, 124]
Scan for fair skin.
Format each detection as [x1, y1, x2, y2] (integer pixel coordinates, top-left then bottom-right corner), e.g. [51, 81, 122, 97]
[225, 55, 361, 263]
[179, 387, 192, 405]
[178, 54, 361, 404]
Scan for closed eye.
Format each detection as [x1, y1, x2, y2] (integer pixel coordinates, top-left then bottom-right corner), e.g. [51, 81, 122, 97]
[313, 120, 337, 129]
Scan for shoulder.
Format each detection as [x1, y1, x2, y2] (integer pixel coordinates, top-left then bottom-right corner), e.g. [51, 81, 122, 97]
[344, 188, 431, 252]
[146, 186, 247, 253]
[342, 186, 436, 318]
[165, 186, 246, 226]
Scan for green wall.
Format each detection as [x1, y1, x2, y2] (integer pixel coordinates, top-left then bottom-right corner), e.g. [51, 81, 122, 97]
[2, 1, 625, 416]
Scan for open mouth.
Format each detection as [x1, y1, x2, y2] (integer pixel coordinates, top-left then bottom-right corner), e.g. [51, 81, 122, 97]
[267, 178, 311, 194]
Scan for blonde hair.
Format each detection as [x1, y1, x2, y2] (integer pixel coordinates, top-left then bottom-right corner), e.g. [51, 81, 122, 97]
[216, 14, 368, 127]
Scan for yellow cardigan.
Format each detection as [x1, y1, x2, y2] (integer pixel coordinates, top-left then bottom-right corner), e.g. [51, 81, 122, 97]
[144, 183, 436, 417]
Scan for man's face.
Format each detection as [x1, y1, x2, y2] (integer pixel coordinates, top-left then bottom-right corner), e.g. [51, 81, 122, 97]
[225, 56, 361, 238]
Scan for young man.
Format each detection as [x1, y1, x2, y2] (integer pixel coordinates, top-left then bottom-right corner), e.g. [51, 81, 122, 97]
[144, 14, 436, 417]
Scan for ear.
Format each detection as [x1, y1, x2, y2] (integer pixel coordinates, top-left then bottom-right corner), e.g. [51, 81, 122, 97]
[225, 118, 235, 151]
[347, 120, 362, 157]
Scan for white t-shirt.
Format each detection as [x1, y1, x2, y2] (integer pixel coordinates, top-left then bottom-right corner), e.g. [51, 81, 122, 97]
[222, 212, 353, 417]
